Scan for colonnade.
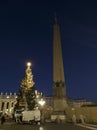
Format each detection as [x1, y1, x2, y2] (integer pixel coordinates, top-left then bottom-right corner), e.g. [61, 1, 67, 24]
[0, 92, 17, 117]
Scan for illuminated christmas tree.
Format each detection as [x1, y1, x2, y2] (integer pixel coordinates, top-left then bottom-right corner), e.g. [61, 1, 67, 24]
[15, 62, 36, 110]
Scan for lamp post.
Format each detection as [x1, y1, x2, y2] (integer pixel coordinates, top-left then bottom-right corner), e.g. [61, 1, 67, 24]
[34, 90, 46, 122]
[71, 108, 77, 124]
[72, 108, 75, 113]
[38, 98, 46, 123]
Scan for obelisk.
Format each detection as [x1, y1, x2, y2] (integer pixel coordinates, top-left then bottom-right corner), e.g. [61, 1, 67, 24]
[53, 17, 67, 112]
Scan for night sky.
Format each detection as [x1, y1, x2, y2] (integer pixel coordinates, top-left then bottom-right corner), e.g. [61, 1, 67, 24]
[0, 1, 97, 103]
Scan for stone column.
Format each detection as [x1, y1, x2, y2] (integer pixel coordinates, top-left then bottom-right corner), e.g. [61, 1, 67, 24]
[4, 102, 7, 114]
[8, 102, 12, 116]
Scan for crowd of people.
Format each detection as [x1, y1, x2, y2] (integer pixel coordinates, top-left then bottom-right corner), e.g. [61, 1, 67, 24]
[72, 114, 86, 124]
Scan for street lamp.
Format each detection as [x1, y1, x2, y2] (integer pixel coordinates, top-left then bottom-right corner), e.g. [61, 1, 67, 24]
[38, 98, 46, 123]
[38, 98, 46, 106]
[72, 107, 76, 115]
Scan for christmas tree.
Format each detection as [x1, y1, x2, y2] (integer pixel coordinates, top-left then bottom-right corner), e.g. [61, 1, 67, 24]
[15, 62, 36, 110]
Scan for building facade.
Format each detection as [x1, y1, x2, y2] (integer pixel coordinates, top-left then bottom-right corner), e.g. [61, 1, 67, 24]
[0, 92, 17, 117]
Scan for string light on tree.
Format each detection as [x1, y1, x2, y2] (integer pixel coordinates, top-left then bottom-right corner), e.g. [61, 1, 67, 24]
[26, 62, 35, 89]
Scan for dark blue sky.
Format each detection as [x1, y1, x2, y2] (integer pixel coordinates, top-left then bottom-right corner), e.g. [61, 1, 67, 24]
[0, 1, 97, 103]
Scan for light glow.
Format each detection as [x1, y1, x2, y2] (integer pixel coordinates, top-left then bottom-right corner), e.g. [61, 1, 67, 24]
[27, 62, 31, 67]
[38, 98, 45, 106]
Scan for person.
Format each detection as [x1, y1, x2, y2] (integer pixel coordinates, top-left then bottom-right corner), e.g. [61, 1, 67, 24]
[72, 114, 76, 124]
[15, 115, 22, 123]
[1, 114, 5, 124]
[20, 115, 22, 123]
[80, 114, 85, 124]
